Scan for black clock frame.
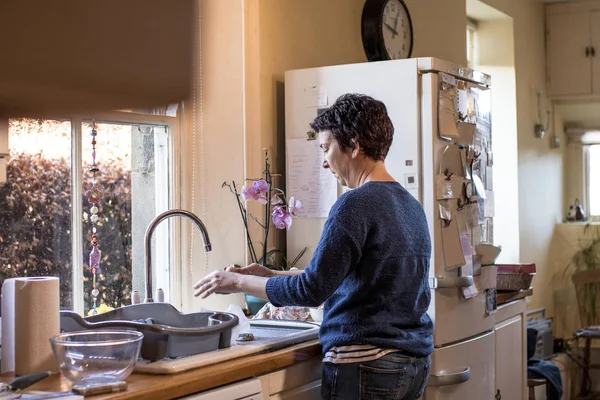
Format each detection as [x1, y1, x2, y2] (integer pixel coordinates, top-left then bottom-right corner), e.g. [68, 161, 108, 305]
[361, 0, 414, 62]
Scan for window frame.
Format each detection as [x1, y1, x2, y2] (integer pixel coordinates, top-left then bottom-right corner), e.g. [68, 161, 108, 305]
[584, 144, 599, 217]
[8, 110, 182, 315]
[467, 18, 479, 69]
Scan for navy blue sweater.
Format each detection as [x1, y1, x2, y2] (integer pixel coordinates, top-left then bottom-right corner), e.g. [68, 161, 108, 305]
[266, 181, 434, 357]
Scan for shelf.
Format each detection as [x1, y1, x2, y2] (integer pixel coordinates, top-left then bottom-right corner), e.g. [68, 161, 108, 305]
[496, 289, 533, 305]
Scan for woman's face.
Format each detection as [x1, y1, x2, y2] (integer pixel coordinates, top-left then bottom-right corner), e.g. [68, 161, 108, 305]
[319, 130, 355, 187]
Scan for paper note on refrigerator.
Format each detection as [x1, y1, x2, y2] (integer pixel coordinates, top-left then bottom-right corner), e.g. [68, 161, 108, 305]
[440, 218, 466, 269]
[287, 139, 338, 218]
[303, 85, 328, 107]
[484, 191, 495, 217]
[459, 234, 474, 276]
[474, 265, 497, 291]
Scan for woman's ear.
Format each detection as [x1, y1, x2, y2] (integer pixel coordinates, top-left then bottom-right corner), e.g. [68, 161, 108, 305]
[351, 140, 361, 159]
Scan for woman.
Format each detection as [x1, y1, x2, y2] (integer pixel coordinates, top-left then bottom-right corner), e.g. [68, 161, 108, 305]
[193, 93, 433, 400]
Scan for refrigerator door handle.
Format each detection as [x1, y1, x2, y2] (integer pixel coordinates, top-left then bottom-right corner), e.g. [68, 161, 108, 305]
[427, 367, 471, 387]
[429, 276, 473, 289]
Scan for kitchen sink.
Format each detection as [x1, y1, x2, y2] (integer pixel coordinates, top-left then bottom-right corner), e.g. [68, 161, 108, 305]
[134, 318, 320, 374]
[60, 303, 238, 362]
[244, 319, 319, 349]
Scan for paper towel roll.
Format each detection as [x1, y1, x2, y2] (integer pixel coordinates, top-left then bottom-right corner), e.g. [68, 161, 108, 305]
[1, 276, 60, 375]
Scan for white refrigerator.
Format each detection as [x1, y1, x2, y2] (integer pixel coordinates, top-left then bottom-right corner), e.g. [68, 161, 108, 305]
[284, 58, 496, 399]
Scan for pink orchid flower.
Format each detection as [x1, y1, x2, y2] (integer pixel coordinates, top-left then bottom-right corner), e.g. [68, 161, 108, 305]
[272, 205, 293, 230]
[271, 194, 283, 205]
[288, 197, 302, 216]
[241, 179, 269, 204]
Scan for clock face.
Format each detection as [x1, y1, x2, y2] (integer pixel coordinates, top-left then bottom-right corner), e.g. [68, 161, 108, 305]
[381, 0, 412, 60]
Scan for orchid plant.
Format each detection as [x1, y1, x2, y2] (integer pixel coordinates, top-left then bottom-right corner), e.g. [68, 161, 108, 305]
[223, 149, 307, 270]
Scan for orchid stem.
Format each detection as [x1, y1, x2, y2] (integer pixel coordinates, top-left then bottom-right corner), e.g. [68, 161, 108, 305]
[263, 150, 271, 266]
[249, 215, 266, 229]
[231, 181, 257, 263]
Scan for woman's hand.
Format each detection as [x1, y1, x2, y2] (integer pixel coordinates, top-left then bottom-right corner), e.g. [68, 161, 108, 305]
[225, 263, 274, 277]
[192, 271, 242, 299]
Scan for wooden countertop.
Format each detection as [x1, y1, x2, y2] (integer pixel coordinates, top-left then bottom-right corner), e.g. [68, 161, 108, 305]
[6, 290, 531, 398]
[4, 340, 322, 400]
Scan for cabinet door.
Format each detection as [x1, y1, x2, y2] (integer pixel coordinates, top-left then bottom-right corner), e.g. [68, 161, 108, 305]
[425, 331, 495, 400]
[269, 380, 321, 400]
[495, 315, 525, 400]
[591, 11, 600, 95]
[547, 11, 591, 96]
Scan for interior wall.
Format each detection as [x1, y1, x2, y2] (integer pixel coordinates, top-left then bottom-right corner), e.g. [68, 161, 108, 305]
[473, 16, 520, 263]
[179, 0, 561, 315]
[479, 0, 564, 313]
[251, 0, 557, 310]
[246, 0, 368, 263]
[245, 0, 466, 260]
[181, 0, 247, 312]
[251, 0, 467, 177]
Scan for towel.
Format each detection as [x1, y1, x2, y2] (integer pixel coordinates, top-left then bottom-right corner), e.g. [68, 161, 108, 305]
[526, 327, 563, 400]
[528, 359, 563, 400]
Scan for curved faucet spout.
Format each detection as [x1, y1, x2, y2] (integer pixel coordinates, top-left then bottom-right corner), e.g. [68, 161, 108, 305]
[144, 209, 212, 303]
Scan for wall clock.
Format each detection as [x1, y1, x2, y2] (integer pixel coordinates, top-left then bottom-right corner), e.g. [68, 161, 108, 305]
[361, 0, 414, 61]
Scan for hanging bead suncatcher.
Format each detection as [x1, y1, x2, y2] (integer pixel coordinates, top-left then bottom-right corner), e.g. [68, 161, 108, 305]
[85, 121, 103, 315]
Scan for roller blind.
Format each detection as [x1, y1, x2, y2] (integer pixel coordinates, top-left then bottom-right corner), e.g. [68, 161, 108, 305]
[0, 0, 195, 116]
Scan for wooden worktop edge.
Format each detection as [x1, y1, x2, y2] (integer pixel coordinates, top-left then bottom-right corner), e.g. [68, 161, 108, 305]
[100, 339, 322, 399]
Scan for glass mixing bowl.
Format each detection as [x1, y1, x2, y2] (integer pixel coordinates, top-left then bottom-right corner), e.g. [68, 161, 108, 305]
[49, 330, 143, 385]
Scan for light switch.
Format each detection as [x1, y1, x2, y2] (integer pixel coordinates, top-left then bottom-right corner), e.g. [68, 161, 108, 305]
[404, 173, 418, 189]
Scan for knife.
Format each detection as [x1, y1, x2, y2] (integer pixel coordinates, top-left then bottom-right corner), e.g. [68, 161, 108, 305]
[4, 380, 127, 399]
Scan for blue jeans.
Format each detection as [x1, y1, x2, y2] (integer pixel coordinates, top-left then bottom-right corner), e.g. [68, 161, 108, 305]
[321, 352, 431, 400]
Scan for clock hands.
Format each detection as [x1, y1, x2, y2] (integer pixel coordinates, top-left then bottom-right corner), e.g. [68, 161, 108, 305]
[384, 9, 402, 38]
[392, 10, 400, 38]
[383, 21, 399, 36]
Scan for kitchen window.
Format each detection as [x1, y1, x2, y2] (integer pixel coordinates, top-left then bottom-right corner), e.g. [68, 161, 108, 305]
[467, 18, 479, 69]
[586, 144, 600, 216]
[0, 111, 180, 315]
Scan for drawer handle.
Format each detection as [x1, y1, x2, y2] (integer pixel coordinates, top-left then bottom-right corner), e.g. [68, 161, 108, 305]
[430, 276, 473, 289]
[428, 367, 470, 387]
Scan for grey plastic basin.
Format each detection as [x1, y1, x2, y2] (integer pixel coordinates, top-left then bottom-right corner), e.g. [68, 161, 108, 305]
[60, 303, 238, 361]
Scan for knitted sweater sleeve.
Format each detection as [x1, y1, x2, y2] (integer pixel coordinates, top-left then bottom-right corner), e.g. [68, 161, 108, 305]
[265, 214, 362, 307]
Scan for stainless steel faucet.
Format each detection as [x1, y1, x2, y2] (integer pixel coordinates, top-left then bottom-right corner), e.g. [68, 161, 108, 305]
[141, 209, 212, 303]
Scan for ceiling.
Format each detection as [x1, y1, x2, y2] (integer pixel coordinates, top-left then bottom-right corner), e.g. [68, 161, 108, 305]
[556, 102, 600, 127]
[466, 0, 510, 21]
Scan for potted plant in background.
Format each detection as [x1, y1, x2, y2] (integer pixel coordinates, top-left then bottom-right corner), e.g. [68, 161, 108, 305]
[223, 149, 307, 314]
[566, 224, 600, 327]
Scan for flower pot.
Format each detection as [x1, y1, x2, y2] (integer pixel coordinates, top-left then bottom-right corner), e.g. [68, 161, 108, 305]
[245, 294, 268, 315]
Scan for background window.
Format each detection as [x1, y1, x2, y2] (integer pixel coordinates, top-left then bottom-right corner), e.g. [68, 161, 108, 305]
[80, 122, 170, 314]
[0, 117, 172, 315]
[587, 144, 600, 216]
[0, 119, 73, 309]
[467, 18, 479, 68]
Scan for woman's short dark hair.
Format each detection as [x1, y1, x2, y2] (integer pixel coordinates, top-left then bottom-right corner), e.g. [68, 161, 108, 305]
[309, 93, 394, 161]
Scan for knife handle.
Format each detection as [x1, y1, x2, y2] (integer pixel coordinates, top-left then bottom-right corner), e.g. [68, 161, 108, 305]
[8, 371, 53, 391]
